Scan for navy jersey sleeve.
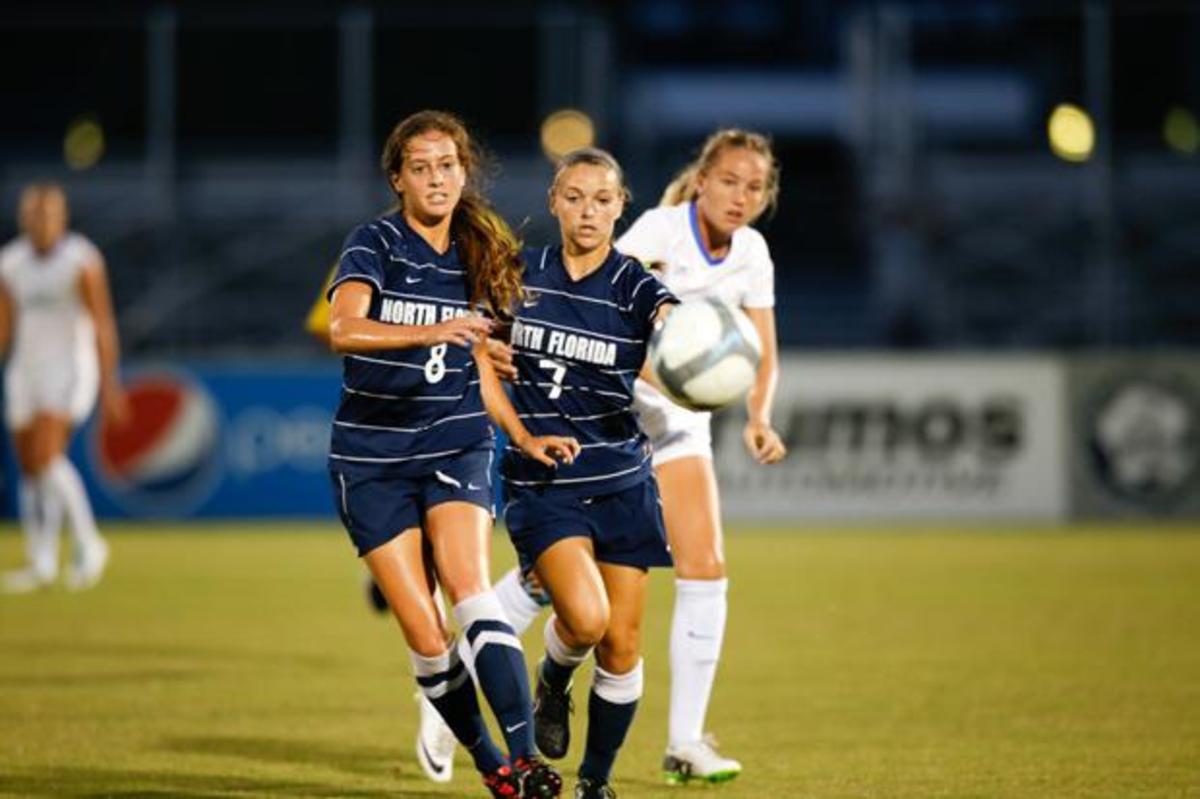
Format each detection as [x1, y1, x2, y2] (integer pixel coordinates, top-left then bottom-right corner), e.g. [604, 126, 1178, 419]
[617, 257, 678, 339]
[327, 224, 387, 301]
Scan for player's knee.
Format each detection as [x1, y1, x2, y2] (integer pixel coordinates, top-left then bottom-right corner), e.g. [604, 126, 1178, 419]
[558, 604, 609, 648]
[596, 633, 641, 675]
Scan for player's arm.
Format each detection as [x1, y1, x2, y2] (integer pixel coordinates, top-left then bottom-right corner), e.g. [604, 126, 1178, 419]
[79, 255, 129, 427]
[637, 301, 677, 391]
[0, 281, 12, 358]
[305, 266, 335, 345]
[741, 306, 786, 464]
[327, 281, 492, 353]
[472, 340, 579, 468]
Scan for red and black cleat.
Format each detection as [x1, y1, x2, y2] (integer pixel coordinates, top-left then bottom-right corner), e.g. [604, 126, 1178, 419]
[514, 755, 563, 798]
[483, 764, 522, 798]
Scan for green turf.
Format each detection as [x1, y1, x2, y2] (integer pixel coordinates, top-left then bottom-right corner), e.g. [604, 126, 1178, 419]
[1, 523, 1198, 798]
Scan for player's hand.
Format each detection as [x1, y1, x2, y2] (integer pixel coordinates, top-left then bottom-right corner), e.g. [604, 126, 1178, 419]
[516, 433, 581, 468]
[423, 316, 493, 348]
[101, 383, 131, 429]
[743, 420, 786, 464]
[486, 337, 517, 381]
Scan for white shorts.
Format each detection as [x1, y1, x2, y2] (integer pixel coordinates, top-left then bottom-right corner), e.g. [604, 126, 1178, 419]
[632, 379, 713, 465]
[4, 361, 99, 430]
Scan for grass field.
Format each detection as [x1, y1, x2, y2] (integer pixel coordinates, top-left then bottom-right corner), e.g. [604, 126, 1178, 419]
[1, 523, 1198, 798]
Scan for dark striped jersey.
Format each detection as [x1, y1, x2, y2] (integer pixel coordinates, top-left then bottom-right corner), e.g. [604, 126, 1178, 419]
[327, 212, 491, 473]
[502, 245, 677, 496]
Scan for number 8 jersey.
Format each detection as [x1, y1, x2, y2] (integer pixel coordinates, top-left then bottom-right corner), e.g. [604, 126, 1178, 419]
[328, 213, 492, 472]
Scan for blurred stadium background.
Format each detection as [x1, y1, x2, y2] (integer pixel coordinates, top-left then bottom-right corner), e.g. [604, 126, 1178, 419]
[1, 1, 1198, 797]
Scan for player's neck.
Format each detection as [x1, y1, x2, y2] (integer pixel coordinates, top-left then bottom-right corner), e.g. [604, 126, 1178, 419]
[696, 212, 732, 260]
[562, 242, 611, 280]
[404, 211, 453, 255]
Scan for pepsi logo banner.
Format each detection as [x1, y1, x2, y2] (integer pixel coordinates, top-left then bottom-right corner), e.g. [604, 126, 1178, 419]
[68, 363, 341, 519]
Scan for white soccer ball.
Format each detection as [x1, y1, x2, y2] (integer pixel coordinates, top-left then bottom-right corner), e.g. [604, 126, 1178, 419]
[648, 299, 762, 411]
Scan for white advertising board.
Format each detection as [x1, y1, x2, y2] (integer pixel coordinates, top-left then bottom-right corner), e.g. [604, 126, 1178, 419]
[712, 355, 1068, 520]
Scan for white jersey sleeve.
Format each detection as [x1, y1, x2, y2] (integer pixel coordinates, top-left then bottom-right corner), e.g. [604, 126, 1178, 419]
[616, 207, 672, 267]
[741, 228, 776, 309]
[65, 234, 102, 275]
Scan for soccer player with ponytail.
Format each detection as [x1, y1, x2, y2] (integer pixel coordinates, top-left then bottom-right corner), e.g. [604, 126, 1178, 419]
[616, 128, 787, 784]
[326, 110, 578, 798]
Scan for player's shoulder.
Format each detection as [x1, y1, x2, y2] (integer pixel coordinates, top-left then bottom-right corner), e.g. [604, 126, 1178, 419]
[63, 232, 101, 265]
[632, 202, 689, 232]
[734, 224, 772, 263]
[0, 237, 26, 271]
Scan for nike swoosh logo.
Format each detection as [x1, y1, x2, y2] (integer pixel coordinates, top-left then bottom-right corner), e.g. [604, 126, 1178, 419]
[419, 739, 446, 774]
[467, 483, 482, 491]
[504, 721, 527, 733]
[686, 631, 716, 640]
[406, 276, 422, 284]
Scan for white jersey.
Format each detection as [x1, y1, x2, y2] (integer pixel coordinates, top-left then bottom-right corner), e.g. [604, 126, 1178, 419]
[615, 202, 775, 310]
[617, 203, 776, 464]
[1, 233, 100, 426]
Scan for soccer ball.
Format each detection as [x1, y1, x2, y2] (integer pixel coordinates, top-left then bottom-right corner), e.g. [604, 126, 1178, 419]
[648, 298, 762, 411]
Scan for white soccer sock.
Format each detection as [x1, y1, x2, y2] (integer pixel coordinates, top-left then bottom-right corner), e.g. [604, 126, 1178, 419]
[668, 577, 729, 748]
[494, 568, 546, 636]
[592, 658, 644, 705]
[19, 479, 58, 579]
[42, 457, 103, 554]
[544, 613, 593, 669]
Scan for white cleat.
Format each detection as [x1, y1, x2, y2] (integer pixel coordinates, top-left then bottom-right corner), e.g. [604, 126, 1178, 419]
[663, 734, 742, 785]
[414, 691, 456, 783]
[1, 566, 56, 594]
[64, 539, 109, 592]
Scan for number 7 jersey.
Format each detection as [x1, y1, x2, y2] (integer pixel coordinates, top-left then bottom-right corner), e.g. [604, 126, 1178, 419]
[502, 245, 677, 496]
[327, 213, 492, 473]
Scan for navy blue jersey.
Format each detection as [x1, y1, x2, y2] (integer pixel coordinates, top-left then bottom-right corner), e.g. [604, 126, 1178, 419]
[502, 245, 676, 495]
[328, 213, 491, 473]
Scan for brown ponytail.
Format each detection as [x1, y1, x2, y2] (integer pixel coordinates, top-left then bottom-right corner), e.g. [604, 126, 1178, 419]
[380, 110, 523, 319]
[659, 128, 781, 219]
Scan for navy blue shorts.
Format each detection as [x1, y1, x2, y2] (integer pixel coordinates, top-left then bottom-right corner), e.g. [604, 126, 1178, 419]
[504, 479, 673, 572]
[330, 448, 494, 557]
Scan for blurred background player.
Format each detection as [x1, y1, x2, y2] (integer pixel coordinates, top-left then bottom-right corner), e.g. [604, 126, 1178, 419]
[614, 129, 787, 784]
[502, 149, 677, 799]
[0, 183, 126, 593]
[325, 110, 574, 798]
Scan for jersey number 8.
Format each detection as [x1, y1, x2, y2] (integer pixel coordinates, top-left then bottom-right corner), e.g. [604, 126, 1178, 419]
[425, 344, 448, 384]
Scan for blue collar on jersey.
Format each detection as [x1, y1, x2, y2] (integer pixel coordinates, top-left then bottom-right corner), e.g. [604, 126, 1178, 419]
[689, 202, 730, 267]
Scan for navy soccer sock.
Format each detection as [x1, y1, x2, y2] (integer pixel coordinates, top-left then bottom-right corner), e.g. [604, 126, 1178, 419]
[410, 646, 505, 773]
[579, 660, 643, 783]
[455, 590, 537, 761]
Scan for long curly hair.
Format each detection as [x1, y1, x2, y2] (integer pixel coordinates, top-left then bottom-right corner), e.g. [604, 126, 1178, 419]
[380, 110, 523, 318]
[659, 128, 780, 221]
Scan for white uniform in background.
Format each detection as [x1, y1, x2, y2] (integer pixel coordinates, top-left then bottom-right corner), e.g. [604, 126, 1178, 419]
[616, 201, 776, 463]
[0, 232, 106, 592]
[1, 233, 100, 429]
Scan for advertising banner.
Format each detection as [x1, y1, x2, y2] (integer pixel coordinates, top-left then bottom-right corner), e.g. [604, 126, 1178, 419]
[712, 355, 1069, 520]
[50, 362, 343, 519]
[1067, 355, 1200, 518]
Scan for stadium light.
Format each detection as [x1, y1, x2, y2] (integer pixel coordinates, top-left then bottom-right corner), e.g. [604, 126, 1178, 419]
[1047, 103, 1094, 163]
[64, 115, 105, 170]
[540, 109, 595, 161]
[1164, 106, 1199, 156]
